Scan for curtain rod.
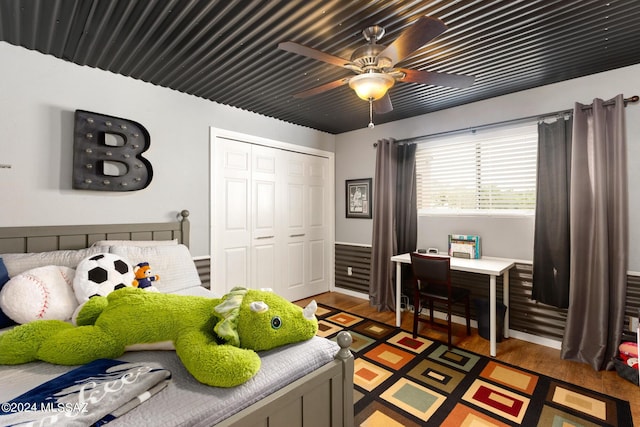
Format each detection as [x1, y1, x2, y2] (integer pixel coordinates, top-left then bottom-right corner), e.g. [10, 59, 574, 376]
[376, 95, 638, 147]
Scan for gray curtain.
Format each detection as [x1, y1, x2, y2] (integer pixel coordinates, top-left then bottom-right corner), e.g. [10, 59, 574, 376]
[561, 95, 629, 371]
[370, 139, 417, 311]
[396, 144, 418, 297]
[396, 143, 417, 255]
[532, 118, 572, 308]
[370, 139, 398, 311]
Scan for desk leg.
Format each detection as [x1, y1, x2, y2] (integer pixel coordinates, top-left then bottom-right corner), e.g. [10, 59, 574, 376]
[503, 269, 509, 339]
[395, 261, 402, 327]
[489, 275, 497, 357]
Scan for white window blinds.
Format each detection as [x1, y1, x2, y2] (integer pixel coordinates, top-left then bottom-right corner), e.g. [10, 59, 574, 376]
[415, 122, 538, 214]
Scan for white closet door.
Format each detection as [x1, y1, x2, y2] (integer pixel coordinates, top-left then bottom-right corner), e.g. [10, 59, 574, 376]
[213, 137, 251, 293]
[283, 152, 329, 301]
[306, 154, 329, 297]
[212, 132, 332, 300]
[283, 152, 306, 298]
[251, 145, 280, 291]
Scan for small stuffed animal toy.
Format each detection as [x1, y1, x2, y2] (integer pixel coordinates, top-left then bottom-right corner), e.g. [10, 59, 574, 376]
[132, 262, 159, 291]
[0, 287, 318, 388]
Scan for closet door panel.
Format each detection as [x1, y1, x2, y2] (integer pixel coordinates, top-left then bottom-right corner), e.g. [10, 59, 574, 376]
[309, 239, 325, 283]
[285, 153, 306, 237]
[252, 146, 278, 240]
[253, 243, 276, 290]
[225, 179, 248, 230]
[286, 240, 305, 289]
[287, 184, 304, 230]
[308, 156, 327, 235]
[224, 247, 248, 291]
[309, 184, 325, 228]
[253, 181, 275, 234]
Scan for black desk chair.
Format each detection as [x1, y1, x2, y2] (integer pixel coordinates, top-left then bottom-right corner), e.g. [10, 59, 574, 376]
[410, 252, 471, 348]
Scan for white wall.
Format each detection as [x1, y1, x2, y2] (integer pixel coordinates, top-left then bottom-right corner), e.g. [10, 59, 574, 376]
[335, 64, 640, 270]
[0, 43, 335, 257]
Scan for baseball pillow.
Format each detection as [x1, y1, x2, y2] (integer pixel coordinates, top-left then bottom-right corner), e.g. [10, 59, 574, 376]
[0, 258, 17, 328]
[0, 265, 77, 324]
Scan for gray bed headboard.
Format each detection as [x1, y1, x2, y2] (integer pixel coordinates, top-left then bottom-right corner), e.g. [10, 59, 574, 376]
[0, 210, 190, 253]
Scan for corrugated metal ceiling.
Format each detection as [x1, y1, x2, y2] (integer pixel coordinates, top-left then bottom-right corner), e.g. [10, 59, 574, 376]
[1, 0, 639, 134]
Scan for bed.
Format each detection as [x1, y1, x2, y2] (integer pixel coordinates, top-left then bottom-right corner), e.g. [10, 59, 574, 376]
[0, 211, 354, 427]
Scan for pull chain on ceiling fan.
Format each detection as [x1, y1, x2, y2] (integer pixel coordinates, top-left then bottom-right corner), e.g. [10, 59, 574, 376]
[278, 16, 475, 128]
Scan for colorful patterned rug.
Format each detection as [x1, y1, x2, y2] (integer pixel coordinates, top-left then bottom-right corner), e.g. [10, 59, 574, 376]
[315, 304, 634, 427]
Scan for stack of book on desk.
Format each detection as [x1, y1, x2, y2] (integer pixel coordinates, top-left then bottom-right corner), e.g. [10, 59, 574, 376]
[448, 234, 481, 259]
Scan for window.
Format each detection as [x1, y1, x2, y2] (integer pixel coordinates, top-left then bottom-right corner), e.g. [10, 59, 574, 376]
[415, 122, 538, 214]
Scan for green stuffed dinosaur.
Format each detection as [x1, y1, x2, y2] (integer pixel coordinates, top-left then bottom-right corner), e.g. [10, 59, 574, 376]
[0, 287, 318, 387]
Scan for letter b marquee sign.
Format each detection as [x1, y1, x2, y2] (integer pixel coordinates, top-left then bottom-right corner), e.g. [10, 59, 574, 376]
[72, 110, 153, 191]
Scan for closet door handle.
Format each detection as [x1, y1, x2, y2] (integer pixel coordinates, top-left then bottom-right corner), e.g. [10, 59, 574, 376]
[289, 233, 306, 237]
[255, 235, 274, 239]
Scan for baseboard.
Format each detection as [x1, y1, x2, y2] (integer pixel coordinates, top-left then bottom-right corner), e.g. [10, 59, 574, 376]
[508, 330, 562, 349]
[332, 287, 369, 300]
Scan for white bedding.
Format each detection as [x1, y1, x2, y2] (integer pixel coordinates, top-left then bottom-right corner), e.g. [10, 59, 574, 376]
[0, 336, 339, 426]
[0, 284, 338, 425]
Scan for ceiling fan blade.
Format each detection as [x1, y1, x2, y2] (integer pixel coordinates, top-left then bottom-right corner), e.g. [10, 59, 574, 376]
[378, 16, 448, 67]
[278, 41, 353, 69]
[399, 68, 475, 88]
[292, 77, 351, 98]
[373, 93, 393, 114]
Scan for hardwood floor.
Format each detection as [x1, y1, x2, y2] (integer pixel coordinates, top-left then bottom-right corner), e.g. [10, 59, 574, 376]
[297, 291, 640, 425]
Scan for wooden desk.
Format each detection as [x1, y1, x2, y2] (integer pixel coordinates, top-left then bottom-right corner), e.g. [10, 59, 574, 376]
[391, 253, 515, 357]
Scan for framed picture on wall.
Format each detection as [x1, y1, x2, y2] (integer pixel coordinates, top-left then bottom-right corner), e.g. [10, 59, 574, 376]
[346, 178, 372, 219]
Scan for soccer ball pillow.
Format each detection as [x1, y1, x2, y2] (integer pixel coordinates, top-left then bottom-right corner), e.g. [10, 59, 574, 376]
[73, 253, 135, 303]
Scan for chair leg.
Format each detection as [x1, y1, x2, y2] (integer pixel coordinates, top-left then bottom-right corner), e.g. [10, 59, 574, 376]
[412, 293, 420, 338]
[447, 302, 452, 349]
[465, 297, 471, 336]
[429, 300, 434, 324]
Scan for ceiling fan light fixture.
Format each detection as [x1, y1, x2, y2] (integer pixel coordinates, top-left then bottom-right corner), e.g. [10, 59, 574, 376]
[349, 72, 395, 101]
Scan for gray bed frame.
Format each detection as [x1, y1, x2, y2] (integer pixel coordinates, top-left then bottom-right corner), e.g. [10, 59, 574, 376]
[0, 210, 191, 253]
[0, 210, 354, 427]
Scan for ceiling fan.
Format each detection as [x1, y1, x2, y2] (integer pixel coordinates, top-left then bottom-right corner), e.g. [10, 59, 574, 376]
[278, 16, 475, 128]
